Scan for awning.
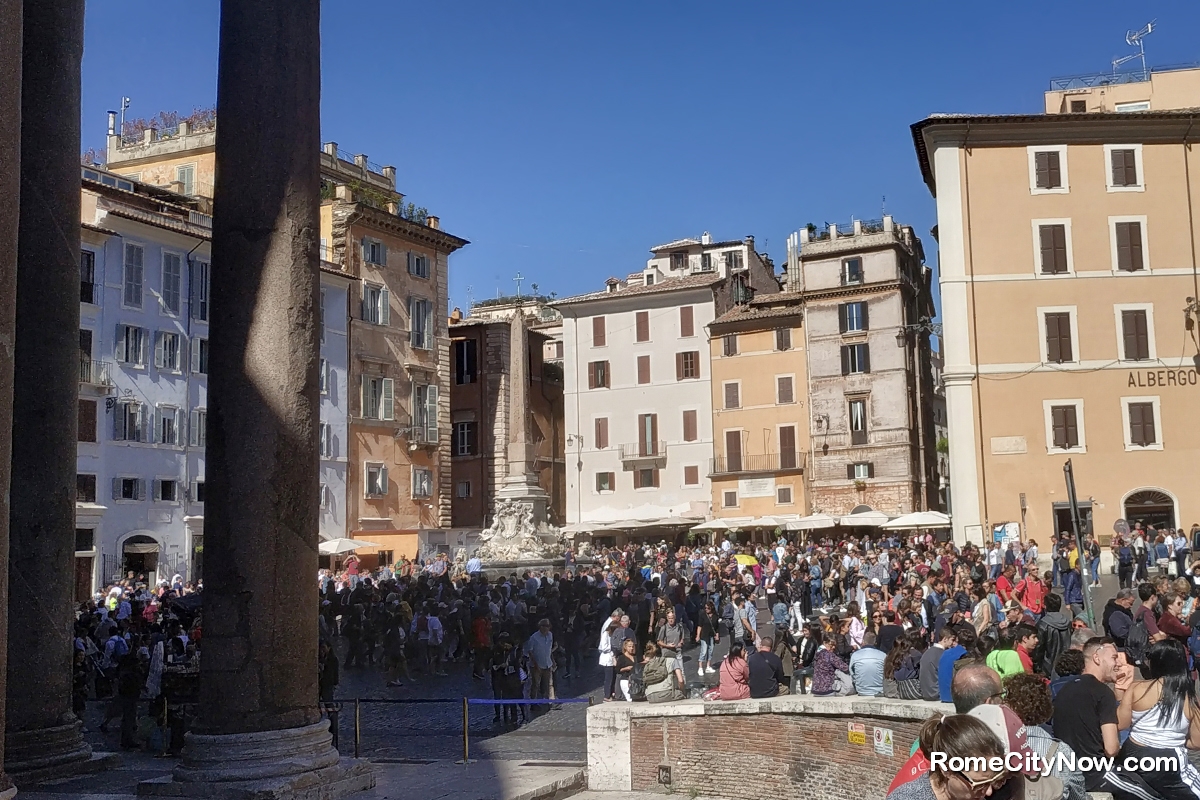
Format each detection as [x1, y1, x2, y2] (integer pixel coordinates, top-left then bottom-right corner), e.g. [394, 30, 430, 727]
[839, 510, 891, 527]
[319, 538, 382, 555]
[881, 511, 951, 530]
[123, 542, 160, 554]
[786, 513, 838, 531]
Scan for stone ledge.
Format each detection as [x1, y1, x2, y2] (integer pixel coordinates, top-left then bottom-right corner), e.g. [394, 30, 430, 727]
[9, 751, 119, 788]
[588, 694, 951, 724]
[138, 757, 374, 800]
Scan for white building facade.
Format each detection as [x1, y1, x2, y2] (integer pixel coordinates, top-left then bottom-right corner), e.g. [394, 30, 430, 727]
[318, 267, 351, 543]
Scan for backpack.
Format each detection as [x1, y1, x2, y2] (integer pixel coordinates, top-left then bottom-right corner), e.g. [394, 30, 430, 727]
[1125, 614, 1150, 666]
[110, 635, 130, 659]
[628, 663, 647, 701]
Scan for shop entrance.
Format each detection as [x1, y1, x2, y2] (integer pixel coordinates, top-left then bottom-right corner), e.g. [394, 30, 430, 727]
[122, 535, 160, 580]
[1124, 490, 1176, 531]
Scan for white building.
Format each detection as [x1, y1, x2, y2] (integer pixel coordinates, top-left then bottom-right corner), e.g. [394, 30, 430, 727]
[554, 233, 777, 545]
[75, 166, 349, 597]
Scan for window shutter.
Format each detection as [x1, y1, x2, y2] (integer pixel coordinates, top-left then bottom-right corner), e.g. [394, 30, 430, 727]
[382, 378, 394, 421]
[379, 465, 388, 494]
[779, 425, 796, 458]
[1122, 311, 1140, 359]
[1047, 151, 1061, 187]
[1035, 151, 1049, 188]
[675, 353, 684, 381]
[777, 376, 793, 404]
[592, 316, 606, 348]
[190, 409, 199, 446]
[652, 468, 660, 488]
[380, 288, 390, 326]
[683, 410, 696, 442]
[847, 463, 855, 480]
[867, 462, 875, 478]
[112, 477, 121, 500]
[860, 345, 871, 374]
[380, 243, 388, 267]
[725, 429, 742, 471]
[1064, 406, 1078, 448]
[649, 413, 658, 447]
[1129, 404, 1144, 445]
[724, 382, 739, 409]
[838, 304, 848, 333]
[1134, 311, 1149, 359]
[1116, 223, 1131, 270]
[841, 346, 850, 376]
[361, 286, 370, 321]
[115, 325, 125, 362]
[1127, 223, 1143, 271]
[588, 362, 596, 389]
[426, 384, 438, 439]
[138, 403, 148, 442]
[680, 306, 694, 337]
[1051, 406, 1067, 448]
[113, 405, 123, 440]
[860, 302, 870, 331]
[138, 328, 148, 364]
[595, 417, 608, 449]
[361, 237, 369, 262]
[633, 469, 643, 490]
[136, 479, 146, 501]
[1045, 315, 1061, 362]
[153, 479, 162, 502]
[1039, 225, 1062, 273]
[635, 311, 649, 342]
[174, 408, 183, 445]
[638, 414, 648, 454]
[637, 355, 650, 384]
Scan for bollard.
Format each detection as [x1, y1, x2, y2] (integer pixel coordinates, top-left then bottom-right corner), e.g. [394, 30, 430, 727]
[354, 698, 361, 759]
[458, 696, 470, 764]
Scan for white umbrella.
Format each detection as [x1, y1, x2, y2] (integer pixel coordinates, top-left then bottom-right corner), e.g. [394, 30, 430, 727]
[750, 516, 784, 528]
[839, 510, 891, 527]
[881, 511, 951, 530]
[319, 538, 381, 555]
[786, 513, 838, 531]
[690, 519, 731, 532]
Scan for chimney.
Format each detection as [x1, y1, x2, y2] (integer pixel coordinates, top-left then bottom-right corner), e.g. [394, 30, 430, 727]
[701, 231, 712, 245]
[382, 165, 396, 186]
[323, 141, 338, 156]
[386, 201, 398, 215]
[450, 307, 463, 323]
[853, 219, 863, 235]
[354, 154, 369, 170]
[178, 121, 191, 137]
[107, 111, 117, 135]
[143, 128, 155, 145]
[335, 184, 354, 202]
[744, 235, 754, 250]
[883, 214, 894, 233]
[426, 215, 440, 230]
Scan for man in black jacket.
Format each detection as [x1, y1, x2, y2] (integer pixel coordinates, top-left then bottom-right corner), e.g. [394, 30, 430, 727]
[1102, 589, 1135, 647]
[1036, 593, 1071, 677]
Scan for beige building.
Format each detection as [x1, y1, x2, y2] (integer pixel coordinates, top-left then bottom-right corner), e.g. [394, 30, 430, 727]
[913, 66, 1200, 546]
[1045, 63, 1200, 115]
[708, 298, 809, 526]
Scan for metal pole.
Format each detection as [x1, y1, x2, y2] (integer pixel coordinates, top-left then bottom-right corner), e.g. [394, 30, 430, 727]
[1063, 459, 1093, 625]
[462, 697, 469, 763]
[354, 698, 360, 759]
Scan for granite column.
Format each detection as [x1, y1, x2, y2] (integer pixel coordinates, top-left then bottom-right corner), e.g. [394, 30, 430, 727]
[5, 0, 96, 783]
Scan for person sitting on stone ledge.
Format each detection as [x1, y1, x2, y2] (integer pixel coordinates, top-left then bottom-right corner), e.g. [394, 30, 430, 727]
[718, 640, 751, 701]
[812, 632, 854, 696]
[748, 636, 789, 698]
[642, 642, 685, 703]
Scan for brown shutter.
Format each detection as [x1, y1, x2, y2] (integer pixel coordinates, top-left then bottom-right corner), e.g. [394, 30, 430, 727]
[637, 354, 650, 384]
[638, 414, 649, 455]
[867, 462, 875, 478]
[650, 414, 658, 452]
[675, 352, 684, 381]
[838, 304, 848, 332]
[779, 426, 796, 469]
[1113, 149, 1137, 186]
[1040, 225, 1066, 273]
[679, 306, 694, 338]
[592, 316, 606, 347]
[1129, 402, 1155, 446]
[725, 430, 742, 472]
[840, 345, 850, 375]
[1063, 406, 1078, 448]
[777, 376, 793, 404]
[635, 311, 649, 342]
[633, 469, 643, 489]
[1036, 151, 1061, 189]
[78, 399, 96, 443]
[595, 417, 608, 449]
[1122, 310, 1149, 360]
[1127, 223, 1143, 271]
[724, 382, 739, 409]
[846, 463, 856, 480]
[683, 410, 697, 442]
[588, 361, 597, 389]
[1051, 406, 1067, 449]
[684, 465, 698, 485]
[1045, 313, 1072, 362]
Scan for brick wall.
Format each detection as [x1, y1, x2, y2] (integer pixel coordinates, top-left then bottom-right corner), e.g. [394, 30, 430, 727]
[627, 708, 929, 800]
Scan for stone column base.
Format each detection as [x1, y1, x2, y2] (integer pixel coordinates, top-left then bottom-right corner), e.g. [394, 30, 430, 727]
[6, 719, 117, 786]
[137, 721, 374, 800]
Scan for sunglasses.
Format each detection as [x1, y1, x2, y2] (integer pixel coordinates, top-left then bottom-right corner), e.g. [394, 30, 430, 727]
[951, 770, 1012, 796]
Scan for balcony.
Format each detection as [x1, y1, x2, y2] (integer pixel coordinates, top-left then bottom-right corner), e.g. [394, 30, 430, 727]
[396, 425, 441, 448]
[79, 358, 114, 387]
[619, 441, 667, 466]
[711, 451, 806, 476]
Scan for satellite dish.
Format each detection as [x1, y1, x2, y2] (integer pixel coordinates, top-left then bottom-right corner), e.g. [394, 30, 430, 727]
[1114, 518, 1130, 537]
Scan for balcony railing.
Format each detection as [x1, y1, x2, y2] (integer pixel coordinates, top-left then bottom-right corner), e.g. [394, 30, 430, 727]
[619, 441, 667, 461]
[711, 451, 805, 475]
[79, 358, 113, 386]
[397, 425, 440, 446]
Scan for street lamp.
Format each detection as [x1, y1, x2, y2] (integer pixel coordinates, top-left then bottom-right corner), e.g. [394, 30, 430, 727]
[896, 318, 942, 347]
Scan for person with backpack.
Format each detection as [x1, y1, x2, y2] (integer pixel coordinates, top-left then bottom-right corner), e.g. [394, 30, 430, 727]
[1036, 594, 1072, 677]
[1116, 538, 1134, 589]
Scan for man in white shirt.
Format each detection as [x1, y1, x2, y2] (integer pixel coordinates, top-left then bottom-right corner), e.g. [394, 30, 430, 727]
[427, 610, 446, 676]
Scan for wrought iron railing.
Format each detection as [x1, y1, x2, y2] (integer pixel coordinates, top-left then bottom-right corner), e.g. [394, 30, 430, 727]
[711, 452, 805, 475]
[619, 441, 666, 460]
[80, 358, 113, 386]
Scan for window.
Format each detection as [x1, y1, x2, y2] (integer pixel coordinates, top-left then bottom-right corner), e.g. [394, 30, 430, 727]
[413, 383, 439, 441]
[407, 251, 430, 278]
[635, 311, 650, 342]
[80, 250, 96, 304]
[176, 165, 195, 196]
[723, 334, 737, 356]
[723, 382, 740, 409]
[361, 376, 395, 420]
[113, 401, 145, 442]
[456, 481, 472, 498]
[1126, 400, 1158, 449]
[1121, 309, 1150, 361]
[1048, 403, 1081, 451]
[1113, 220, 1146, 272]
[362, 237, 386, 266]
[775, 328, 791, 351]
[155, 331, 182, 371]
[78, 399, 96, 443]
[77, 474, 97, 503]
[412, 467, 433, 499]
[849, 399, 867, 445]
[154, 479, 178, 503]
[635, 354, 650, 385]
[115, 477, 146, 501]
[319, 358, 330, 394]
[682, 409, 697, 442]
[670, 252, 688, 271]
[839, 301, 868, 332]
[841, 257, 863, 285]
[587, 361, 609, 389]
[779, 425, 797, 469]
[362, 282, 389, 325]
[365, 463, 389, 497]
[592, 316, 606, 348]
[161, 253, 182, 314]
[725, 250, 744, 270]
[1069, 99, 1087, 113]
[1034, 150, 1061, 189]
[634, 468, 659, 489]
[191, 337, 209, 374]
[1038, 224, 1069, 274]
[776, 375, 794, 404]
[679, 306, 694, 337]
[157, 406, 181, 445]
[848, 462, 875, 480]
[1107, 145, 1142, 190]
[454, 340, 478, 384]
[1043, 311, 1074, 363]
[840, 343, 870, 375]
[554, 340, 564, 359]
[777, 486, 793, 505]
[190, 408, 207, 447]
[723, 490, 738, 508]
[1115, 101, 1150, 113]
[724, 429, 742, 472]
[643, 272, 655, 286]
[637, 413, 658, 456]
[194, 480, 206, 503]
[596, 472, 614, 493]
[594, 417, 609, 449]
[123, 244, 144, 307]
[115, 324, 148, 365]
[699, 253, 713, 272]
[408, 297, 432, 348]
[676, 351, 699, 380]
[319, 422, 334, 457]
[191, 261, 210, 321]
[683, 465, 699, 485]
[453, 421, 476, 456]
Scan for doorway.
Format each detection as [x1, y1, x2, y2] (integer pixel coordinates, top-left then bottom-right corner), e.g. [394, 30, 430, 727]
[1052, 502, 1093, 542]
[122, 535, 160, 581]
[1123, 490, 1176, 531]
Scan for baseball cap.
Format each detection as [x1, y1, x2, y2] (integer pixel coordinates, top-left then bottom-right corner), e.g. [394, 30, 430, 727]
[966, 704, 1064, 800]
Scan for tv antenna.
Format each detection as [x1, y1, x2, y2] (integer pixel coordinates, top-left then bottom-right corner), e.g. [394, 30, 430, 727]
[1112, 21, 1154, 80]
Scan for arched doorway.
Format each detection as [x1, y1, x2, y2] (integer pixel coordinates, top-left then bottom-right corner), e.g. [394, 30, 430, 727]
[122, 534, 160, 580]
[1123, 489, 1177, 531]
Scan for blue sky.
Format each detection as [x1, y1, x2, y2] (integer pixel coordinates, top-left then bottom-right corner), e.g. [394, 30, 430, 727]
[82, 1, 1200, 310]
